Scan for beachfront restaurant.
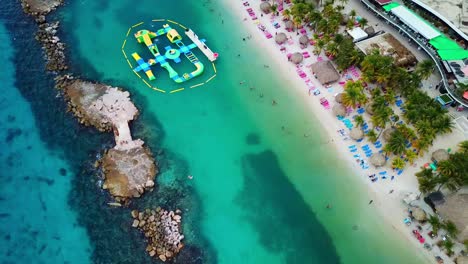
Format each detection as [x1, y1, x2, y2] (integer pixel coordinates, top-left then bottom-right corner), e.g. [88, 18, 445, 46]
[346, 27, 369, 43]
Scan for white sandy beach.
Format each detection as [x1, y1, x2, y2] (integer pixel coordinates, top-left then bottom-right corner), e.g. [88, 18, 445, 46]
[226, 0, 466, 263]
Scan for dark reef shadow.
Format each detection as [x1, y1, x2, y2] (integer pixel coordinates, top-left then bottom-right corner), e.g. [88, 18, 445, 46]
[237, 150, 341, 264]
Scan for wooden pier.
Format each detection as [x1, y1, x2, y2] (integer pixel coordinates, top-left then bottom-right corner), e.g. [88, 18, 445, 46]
[185, 29, 218, 62]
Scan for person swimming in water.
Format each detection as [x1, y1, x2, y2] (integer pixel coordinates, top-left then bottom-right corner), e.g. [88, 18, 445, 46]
[188, 175, 193, 180]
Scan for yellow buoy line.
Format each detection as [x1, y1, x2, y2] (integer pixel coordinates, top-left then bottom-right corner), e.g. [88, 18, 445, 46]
[121, 18, 218, 94]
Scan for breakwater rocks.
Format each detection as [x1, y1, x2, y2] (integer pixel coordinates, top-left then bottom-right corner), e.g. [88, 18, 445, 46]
[101, 146, 157, 200]
[131, 208, 184, 262]
[56, 76, 126, 132]
[56, 76, 157, 200]
[21, 0, 67, 72]
[20, 0, 63, 15]
[36, 20, 67, 71]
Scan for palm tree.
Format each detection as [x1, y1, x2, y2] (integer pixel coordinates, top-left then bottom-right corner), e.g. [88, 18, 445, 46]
[459, 140, 468, 153]
[282, 9, 291, 20]
[442, 239, 455, 256]
[339, 0, 349, 6]
[386, 129, 406, 155]
[415, 59, 435, 80]
[371, 106, 393, 130]
[349, 9, 357, 20]
[432, 115, 453, 135]
[414, 135, 432, 155]
[384, 89, 396, 105]
[367, 129, 378, 143]
[314, 39, 326, 55]
[405, 149, 417, 164]
[392, 157, 405, 169]
[427, 214, 441, 234]
[342, 81, 368, 108]
[271, 4, 278, 16]
[325, 42, 339, 58]
[355, 115, 365, 127]
[416, 169, 437, 193]
[358, 18, 368, 28]
[443, 220, 459, 238]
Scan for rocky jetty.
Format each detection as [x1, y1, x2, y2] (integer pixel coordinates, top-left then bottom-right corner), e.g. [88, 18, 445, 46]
[101, 146, 157, 200]
[20, 0, 63, 15]
[21, 0, 67, 72]
[36, 20, 67, 71]
[56, 76, 157, 200]
[131, 208, 184, 262]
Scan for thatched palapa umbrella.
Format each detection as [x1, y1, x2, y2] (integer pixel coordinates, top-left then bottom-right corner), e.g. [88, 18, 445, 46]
[432, 149, 449, 163]
[456, 256, 468, 264]
[260, 2, 271, 14]
[285, 20, 294, 30]
[332, 104, 346, 116]
[412, 207, 427, 221]
[335, 93, 344, 103]
[299, 35, 309, 46]
[350, 127, 364, 140]
[383, 128, 396, 141]
[291, 52, 303, 64]
[370, 153, 386, 167]
[275, 33, 287, 44]
[364, 26, 375, 35]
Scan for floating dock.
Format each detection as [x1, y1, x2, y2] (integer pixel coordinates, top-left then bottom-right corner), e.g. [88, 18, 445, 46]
[185, 29, 218, 62]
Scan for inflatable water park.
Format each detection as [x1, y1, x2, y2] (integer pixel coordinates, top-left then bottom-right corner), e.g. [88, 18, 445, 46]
[122, 19, 218, 93]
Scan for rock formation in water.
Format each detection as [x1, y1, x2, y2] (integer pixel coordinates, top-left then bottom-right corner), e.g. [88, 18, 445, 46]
[20, 0, 67, 71]
[20, 0, 63, 15]
[131, 208, 184, 262]
[56, 76, 157, 200]
[19, 0, 184, 258]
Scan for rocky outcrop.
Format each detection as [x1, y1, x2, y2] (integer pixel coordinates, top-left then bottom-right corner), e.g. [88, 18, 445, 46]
[36, 20, 67, 71]
[131, 208, 184, 262]
[20, 0, 63, 15]
[56, 76, 134, 132]
[21, 0, 67, 72]
[56, 76, 157, 200]
[101, 146, 157, 200]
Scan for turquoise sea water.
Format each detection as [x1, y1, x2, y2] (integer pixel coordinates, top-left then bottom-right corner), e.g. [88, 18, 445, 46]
[1, 0, 428, 263]
[0, 22, 91, 263]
